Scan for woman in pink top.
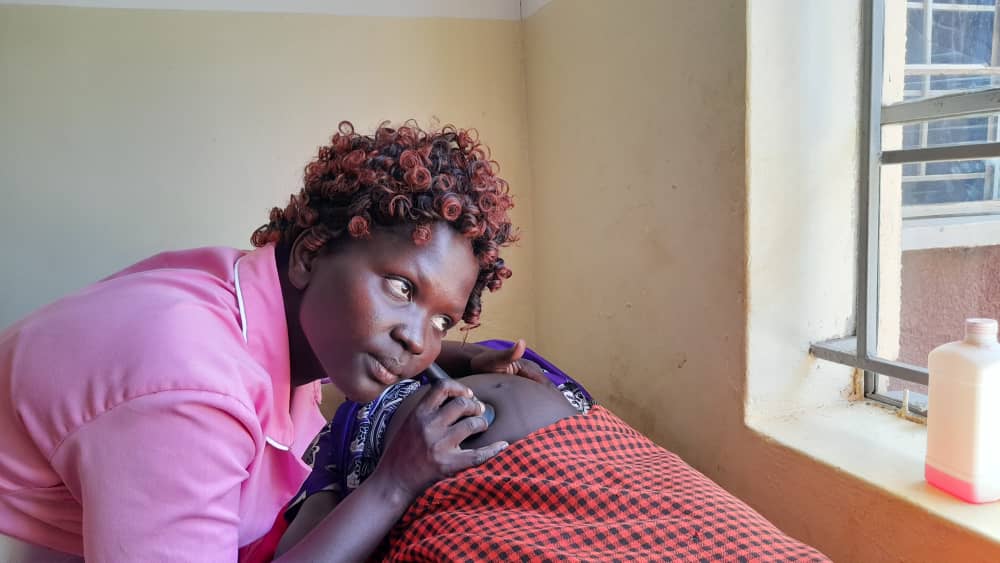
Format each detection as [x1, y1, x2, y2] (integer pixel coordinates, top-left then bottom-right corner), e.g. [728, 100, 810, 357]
[0, 121, 540, 561]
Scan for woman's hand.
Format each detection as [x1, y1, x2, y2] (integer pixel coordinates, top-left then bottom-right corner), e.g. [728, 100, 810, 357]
[467, 339, 549, 384]
[374, 378, 508, 499]
[276, 378, 506, 562]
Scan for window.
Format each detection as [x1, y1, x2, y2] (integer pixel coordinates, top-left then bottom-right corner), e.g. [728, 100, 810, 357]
[900, 0, 1000, 218]
[812, 0, 1000, 416]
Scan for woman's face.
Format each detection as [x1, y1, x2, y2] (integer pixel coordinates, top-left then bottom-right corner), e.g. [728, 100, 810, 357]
[293, 222, 479, 402]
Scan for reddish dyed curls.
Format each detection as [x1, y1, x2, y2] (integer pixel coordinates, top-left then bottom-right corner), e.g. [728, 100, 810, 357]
[251, 120, 517, 327]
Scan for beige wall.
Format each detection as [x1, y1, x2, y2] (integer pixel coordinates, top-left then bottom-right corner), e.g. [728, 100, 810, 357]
[524, 0, 747, 467]
[0, 5, 535, 344]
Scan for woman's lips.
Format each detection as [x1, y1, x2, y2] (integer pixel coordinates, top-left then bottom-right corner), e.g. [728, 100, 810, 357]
[368, 354, 398, 386]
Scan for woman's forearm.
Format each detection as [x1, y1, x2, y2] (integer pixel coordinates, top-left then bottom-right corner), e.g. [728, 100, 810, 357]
[435, 340, 489, 377]
[274, 470, 415, 562]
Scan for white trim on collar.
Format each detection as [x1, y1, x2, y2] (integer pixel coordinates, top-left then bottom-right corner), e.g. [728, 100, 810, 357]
[265, 436, 291, 451]
[233, 256, 249, 344]
[234, 255, 291, 451]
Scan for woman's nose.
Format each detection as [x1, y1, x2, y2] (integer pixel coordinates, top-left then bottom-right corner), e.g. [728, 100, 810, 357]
[391, 316, 426, 356]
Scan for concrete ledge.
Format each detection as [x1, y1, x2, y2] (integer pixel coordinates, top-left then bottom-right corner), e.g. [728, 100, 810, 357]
[748, 399, 1000, 548]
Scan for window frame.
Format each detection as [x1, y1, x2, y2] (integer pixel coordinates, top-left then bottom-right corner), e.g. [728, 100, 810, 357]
[897, 0, 1000, 220]
[811, 0, 1000, 410]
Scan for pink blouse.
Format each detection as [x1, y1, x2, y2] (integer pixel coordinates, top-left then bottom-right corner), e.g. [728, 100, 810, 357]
[0, 245, 325, 561]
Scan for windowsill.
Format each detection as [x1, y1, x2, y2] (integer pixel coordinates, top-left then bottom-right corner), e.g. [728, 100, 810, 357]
[747, 399, 1000, 545]
[902, 215, 1000, 251]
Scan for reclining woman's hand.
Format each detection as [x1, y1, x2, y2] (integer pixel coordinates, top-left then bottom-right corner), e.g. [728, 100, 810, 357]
[374, 378, 509, 499]
[467, 339, 549, 384]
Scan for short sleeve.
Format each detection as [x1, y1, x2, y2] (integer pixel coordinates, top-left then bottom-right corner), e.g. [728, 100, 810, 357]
[49, 391, 258, 562]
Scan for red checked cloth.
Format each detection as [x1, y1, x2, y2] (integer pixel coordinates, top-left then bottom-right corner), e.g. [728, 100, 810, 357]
[379, 406, 829, 562]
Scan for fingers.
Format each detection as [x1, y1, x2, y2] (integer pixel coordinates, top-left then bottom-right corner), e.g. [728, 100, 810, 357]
[437, 440, 511, 475]
[509, 339, 527, 362]
[381, 382, 508, 495]
[445, 412, 491, 446]
[461, 440, 510, 469]
[419, 378, 474, 412]
[498, 340, 527, 373]
[437, 394, 485, 423]
[514, 359, 550, 384]
[469, 339, 524, 372]
[438, 396, 493, 446]
[417, 382, 490, 446]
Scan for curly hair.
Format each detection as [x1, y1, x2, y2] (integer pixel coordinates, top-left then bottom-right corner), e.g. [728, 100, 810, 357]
[252, 120, 517, 327]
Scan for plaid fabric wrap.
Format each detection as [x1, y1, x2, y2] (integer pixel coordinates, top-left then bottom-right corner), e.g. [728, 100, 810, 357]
[380, 406, 829, 563]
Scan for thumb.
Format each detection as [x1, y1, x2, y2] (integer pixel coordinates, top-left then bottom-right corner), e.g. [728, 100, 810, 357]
[507, 339, 527, 362]
[471, 339, 526, 372]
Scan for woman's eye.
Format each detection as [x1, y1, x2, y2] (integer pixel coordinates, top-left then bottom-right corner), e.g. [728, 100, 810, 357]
[431, 315, 453, 333]
[386, 278, 412, 301]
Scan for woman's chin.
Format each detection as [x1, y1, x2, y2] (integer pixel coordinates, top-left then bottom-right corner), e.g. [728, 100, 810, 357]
[345, 380, 385, 404]
[324, 375, 379, 404]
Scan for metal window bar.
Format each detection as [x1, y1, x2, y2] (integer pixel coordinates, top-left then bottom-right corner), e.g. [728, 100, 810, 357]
[906, 1, 995, 13]
[989, 14, 1000, 200]
[901, 2, 1000, 202]
[882, 89, 1000, 125]
[811, 0, 1000, 402]
[904, 87, 998, 97]
[902, 172, 986, 182]
[904, 64, 1000, 75]
[883, 141, 1000, 163]
[920, 0, 932, 177]
[902, 199, 1000, 218]
[890, 86, 1000, 217]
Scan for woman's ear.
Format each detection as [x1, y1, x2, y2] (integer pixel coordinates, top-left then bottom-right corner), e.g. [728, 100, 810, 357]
[287, 229, 321, 291]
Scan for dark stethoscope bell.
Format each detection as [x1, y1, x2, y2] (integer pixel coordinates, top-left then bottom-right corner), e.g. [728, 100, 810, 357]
[425, 362, 496, 428]
[481, 402, 496, 425]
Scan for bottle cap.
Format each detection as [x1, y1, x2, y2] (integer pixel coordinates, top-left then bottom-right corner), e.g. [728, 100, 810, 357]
[965, 318, 998, 343]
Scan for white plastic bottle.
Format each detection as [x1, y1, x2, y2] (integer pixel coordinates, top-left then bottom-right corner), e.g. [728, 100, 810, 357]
[926, 318, 1000, 503]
